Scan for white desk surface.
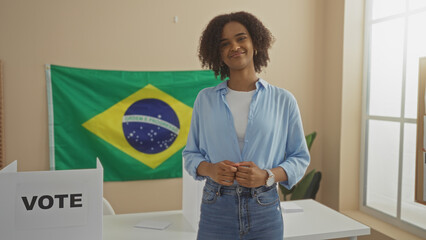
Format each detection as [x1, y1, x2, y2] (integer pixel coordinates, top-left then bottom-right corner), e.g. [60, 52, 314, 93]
[103, 199, 370, 240]
[283, 199, 370, 240]
[103, 210, 195, 240]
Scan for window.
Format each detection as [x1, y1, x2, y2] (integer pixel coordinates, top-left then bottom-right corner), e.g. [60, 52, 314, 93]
[362, 0, 426, 236]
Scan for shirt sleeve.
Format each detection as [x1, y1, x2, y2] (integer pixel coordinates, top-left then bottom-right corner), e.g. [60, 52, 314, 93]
[278, 98, 310, 189]
[182, 92, 209, 181]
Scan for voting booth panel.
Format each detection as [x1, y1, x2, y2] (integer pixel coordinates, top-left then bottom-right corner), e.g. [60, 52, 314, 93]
[182, 157, 204, 232]
[0, 159, 103, 240]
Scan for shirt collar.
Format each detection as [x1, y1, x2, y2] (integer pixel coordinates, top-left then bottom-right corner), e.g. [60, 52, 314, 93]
[214, 80, 228, 92]
[256, 78, 268, 90]
[215, 78, 268, 94]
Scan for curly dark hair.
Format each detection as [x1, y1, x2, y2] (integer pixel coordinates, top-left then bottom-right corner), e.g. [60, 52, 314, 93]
[198, 11, 274, 80]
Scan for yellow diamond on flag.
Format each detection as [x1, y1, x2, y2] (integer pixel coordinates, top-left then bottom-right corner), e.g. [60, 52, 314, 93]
[82, 84, 193, 169]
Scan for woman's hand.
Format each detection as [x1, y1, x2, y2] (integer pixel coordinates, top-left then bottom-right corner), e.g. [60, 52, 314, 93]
[197, 160, 239, 186]
[235, 161, 268, 188]
[209, 160, 239, 186]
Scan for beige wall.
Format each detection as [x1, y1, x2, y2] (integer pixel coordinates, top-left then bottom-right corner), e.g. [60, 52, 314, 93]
[318, 0, 366, 210]
[321, 0, 345, 210]
[319, 0, 365, 211]
[339, 0, 364, 211]
[0, 0, 324, 213]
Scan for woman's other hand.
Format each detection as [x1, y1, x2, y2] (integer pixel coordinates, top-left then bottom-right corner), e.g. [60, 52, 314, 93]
[235, 161, 268, 188]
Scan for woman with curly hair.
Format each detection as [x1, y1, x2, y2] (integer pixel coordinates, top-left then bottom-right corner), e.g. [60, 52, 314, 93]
[183, 11, 310, 240]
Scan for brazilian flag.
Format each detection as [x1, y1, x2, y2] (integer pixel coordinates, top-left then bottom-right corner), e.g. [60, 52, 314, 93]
[46, 65, 221, 181]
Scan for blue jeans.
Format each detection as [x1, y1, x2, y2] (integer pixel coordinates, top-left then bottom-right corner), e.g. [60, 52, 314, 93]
[197, 178, 284, 240]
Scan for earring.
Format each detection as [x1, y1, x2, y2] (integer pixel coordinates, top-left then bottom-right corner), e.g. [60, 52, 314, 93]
[254, 49, 258, 56]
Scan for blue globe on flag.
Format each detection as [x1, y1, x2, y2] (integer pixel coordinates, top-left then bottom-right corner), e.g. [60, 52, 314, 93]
[122, 99, 180, 154]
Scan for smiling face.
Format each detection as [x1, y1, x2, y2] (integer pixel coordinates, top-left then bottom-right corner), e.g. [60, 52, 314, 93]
[219, 21, 255, 73]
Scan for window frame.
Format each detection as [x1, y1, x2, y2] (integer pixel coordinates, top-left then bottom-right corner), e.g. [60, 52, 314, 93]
[360, 0, 426, 237]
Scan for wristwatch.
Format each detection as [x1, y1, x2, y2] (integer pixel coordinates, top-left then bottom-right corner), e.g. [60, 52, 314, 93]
[265, 169, 275, 187]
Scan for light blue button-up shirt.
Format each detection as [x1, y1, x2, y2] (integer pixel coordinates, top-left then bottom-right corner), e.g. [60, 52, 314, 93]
[183, 78, 310, 189]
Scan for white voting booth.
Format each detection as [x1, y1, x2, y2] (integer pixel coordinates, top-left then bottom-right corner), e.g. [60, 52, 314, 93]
[0, 159, 103, 240]
[182, 158, 204, 232]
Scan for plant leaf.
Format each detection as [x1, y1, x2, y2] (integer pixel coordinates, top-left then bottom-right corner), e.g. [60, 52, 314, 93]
[305, 131, 317, 151]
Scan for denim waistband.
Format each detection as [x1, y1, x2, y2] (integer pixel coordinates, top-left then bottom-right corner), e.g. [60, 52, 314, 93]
[204, 178, 277, 197]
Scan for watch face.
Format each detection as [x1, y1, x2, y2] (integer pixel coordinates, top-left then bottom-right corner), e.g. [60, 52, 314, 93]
[267, 176, 275, 186]
[266, 169, 275, 186]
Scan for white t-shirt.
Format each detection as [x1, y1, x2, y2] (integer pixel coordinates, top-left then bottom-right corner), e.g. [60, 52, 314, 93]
[225, 88, 255, 152]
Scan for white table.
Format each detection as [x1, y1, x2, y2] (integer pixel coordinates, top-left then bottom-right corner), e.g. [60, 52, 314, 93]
[283, 200, 370, 240]
[103, 210, 195, 240]
[103, 199, 370, 240]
